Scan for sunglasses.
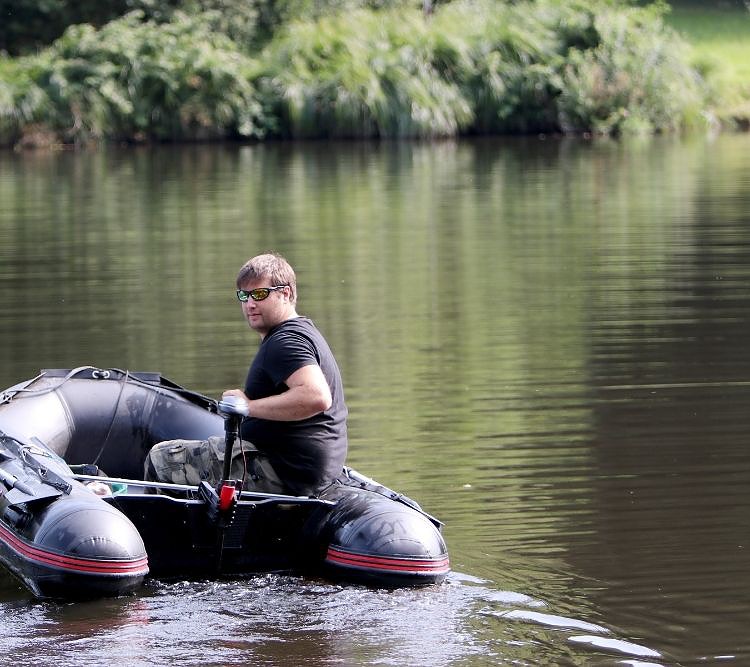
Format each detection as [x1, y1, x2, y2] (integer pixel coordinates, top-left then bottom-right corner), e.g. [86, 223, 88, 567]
[236, 285, 288, 302]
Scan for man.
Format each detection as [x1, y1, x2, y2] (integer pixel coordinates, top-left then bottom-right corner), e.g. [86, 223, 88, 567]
[145, 253, 348, 496]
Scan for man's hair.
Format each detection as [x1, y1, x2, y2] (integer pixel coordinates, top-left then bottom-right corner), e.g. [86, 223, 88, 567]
[236, 253, 297, 304]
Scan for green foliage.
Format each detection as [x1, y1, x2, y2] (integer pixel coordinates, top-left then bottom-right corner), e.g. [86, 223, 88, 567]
[0, 59, 47, 145]
[259, 9, 474, 138]
[553, 1, 706, 134]
[258, 0, 709, 138]
[2, 11, 265, 144]
[178, 0, 263, 47]
[430, 0, 564, 133]
[0, 0, 716, 144]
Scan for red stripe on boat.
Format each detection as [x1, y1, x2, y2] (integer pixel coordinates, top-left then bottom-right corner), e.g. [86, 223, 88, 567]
[325, 545, 449, 574]
[0, 522, 148, 575]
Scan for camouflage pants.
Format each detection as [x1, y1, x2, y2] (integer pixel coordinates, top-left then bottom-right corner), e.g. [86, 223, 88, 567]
[143, 436, 287, 494]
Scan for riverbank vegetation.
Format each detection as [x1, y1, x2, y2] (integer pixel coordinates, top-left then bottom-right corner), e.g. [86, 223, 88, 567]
[0, 0, 745, 146]
[665, 1, 750, 129]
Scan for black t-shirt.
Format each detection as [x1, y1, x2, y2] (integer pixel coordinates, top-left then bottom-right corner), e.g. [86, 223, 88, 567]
[240, 316, 348, 495]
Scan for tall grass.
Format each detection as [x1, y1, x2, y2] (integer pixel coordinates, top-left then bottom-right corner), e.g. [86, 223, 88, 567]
[259, 9, 475, 138]
[259, 0, 710, 138]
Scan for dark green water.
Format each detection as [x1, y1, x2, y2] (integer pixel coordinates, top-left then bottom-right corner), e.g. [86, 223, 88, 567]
[1, 134, 750, 665]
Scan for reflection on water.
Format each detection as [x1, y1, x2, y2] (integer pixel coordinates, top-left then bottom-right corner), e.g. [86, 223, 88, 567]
[1, 134, 750, 664]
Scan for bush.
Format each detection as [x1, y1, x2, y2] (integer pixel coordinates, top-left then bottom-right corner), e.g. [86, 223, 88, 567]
[257, 0, 709, 137]
[430, 0, 563, 134]
[0, 0, 713, 144]
[258, 9, 474, 138]
[553, 1, 707, 134]
[2, 11, 266, 144]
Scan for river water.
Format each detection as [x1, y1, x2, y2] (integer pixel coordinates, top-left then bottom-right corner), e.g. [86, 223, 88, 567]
[1, 133, 749, 665]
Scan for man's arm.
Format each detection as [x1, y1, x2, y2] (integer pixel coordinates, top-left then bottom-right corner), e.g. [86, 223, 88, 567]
[223, 364, 332, 422]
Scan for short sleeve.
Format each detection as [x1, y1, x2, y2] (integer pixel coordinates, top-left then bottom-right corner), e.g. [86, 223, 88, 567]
[264, 330, 319, 387]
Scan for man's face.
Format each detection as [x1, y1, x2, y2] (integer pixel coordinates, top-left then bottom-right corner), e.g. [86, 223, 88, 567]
[238, 277, 293, 337]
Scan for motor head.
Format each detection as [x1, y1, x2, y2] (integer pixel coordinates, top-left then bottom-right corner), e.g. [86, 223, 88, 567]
[217, 394, 250, 418]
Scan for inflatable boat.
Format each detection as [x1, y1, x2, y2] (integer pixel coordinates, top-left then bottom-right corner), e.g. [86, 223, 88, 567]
[0, 367, 449, 599]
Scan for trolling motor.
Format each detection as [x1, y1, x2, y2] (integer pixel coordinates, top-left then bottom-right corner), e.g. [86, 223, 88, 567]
[208, 394, 250, 520]
[193, 394, 251, 571]
[217, 394, 250, 477]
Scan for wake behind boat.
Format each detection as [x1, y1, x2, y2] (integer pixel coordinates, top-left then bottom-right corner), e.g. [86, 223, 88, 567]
[0, 367, 449, 599]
